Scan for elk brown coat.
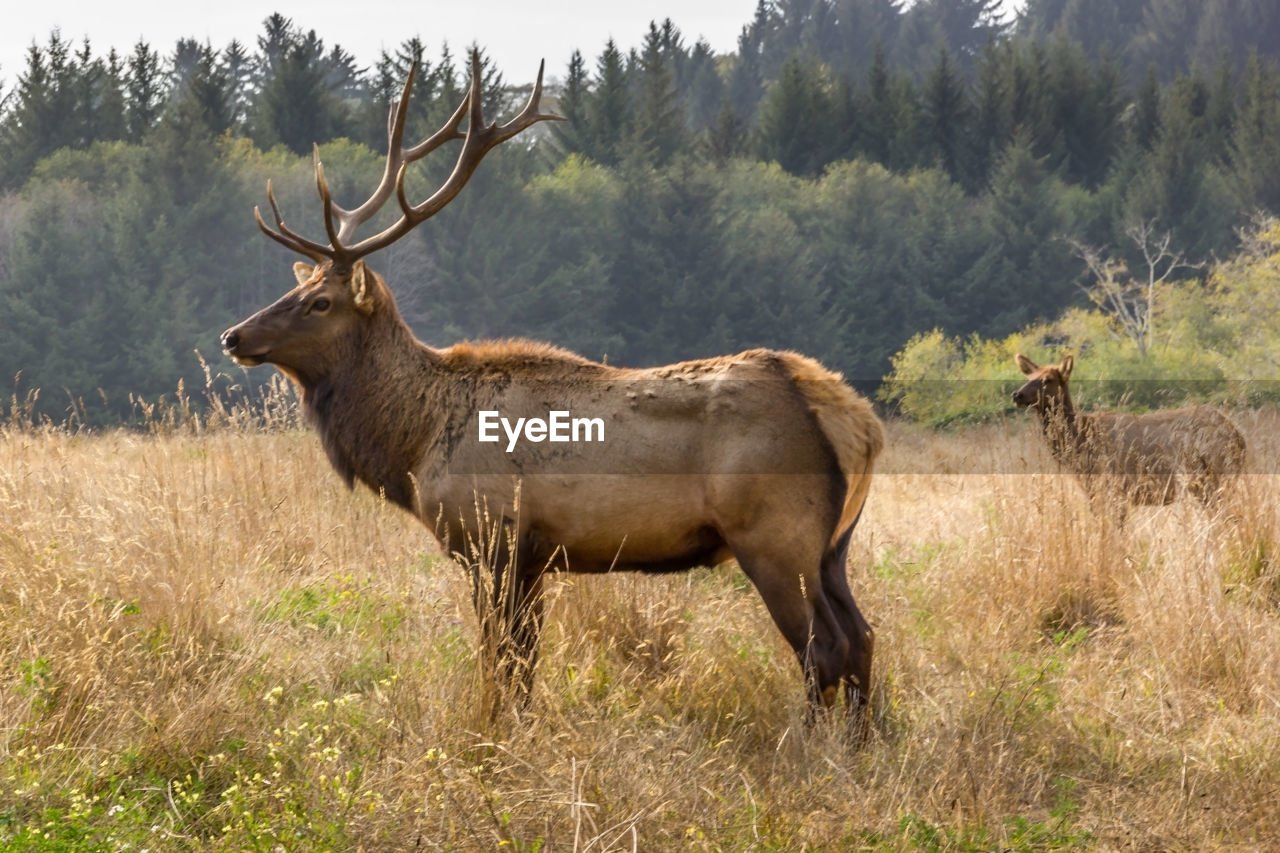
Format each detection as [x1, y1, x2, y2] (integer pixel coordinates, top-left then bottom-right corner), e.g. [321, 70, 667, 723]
[222, 56, 884, 726]
[1012, 354, 1244, 509]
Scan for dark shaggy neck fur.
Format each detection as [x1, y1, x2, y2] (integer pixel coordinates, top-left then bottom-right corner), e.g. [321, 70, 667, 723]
[300, 310, 458, 512]
[1034, 389, 1088, 464]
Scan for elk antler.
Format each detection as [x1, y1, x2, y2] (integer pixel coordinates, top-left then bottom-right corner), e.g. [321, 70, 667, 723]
[255, 51, 562, 267]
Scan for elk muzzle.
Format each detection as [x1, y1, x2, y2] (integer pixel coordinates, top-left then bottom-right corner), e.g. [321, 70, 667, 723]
[1011, 384, 1037, 408]
[221, 325, 267, 367]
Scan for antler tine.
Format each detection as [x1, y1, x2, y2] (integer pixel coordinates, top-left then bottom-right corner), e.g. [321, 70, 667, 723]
[255, 179, 333, 263]
[325, 63, 422, 247]
[491, 59, 566, 145]
[342, 53, 563, 261]
[402, 90, 470, 161]
[256, 57, 560, 265]
[313, 147, 344, 252]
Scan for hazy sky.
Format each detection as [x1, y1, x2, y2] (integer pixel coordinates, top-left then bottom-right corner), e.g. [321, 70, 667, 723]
[1, 0, 763, 88]
[2, 1, 1026, 91]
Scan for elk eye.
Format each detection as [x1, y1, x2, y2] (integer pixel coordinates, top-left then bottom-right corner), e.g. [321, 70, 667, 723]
[310, 297, 331, 314]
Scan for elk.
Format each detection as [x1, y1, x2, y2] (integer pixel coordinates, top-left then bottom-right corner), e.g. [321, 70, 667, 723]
[221, 54, 884, 728]
[1012, 354, 1244, 513]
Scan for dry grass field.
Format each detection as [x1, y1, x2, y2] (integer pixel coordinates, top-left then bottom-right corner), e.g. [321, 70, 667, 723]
[1, 398, 1279, 850]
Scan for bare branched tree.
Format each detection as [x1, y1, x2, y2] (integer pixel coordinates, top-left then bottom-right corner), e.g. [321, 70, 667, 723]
[1068, 220, 1203, 357]
[1236, 211, 1280, 270]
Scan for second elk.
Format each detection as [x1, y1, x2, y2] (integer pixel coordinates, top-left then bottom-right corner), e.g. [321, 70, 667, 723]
[1012, 354, 1245, 516]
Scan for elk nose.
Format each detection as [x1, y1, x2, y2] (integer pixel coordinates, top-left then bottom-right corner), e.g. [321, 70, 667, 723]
[221, 329, 240, 353]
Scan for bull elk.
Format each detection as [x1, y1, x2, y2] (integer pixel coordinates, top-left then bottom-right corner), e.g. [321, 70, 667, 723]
[1012, 354, 1244, 513]
[221, 54, 884, 728]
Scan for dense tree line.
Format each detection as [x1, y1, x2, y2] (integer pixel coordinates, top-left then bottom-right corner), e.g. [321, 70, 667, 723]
[1, 2, 1279, 422]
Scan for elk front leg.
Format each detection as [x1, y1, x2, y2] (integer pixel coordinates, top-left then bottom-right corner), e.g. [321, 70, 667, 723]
[470, 523, 547, 711]
[503, 569, 545, 705]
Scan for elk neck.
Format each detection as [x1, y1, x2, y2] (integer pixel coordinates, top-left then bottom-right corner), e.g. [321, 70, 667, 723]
[301, 307, 457, 513]
[1034, 388, 1087, 463]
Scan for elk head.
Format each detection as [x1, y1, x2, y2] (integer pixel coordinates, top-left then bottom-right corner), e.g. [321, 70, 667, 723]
[1012, 353, 1074, 410]
[221, 53, 561, 382]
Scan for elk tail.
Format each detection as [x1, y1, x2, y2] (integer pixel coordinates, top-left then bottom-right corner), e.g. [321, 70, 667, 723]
[779, 352, 884, 550]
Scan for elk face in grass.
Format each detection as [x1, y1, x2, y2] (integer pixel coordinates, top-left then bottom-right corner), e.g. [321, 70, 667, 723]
[1012, 353, 1073, 412]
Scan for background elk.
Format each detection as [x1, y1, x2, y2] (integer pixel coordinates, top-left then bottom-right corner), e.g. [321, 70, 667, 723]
[1012, 353, 1244, 514]
[221, 53, 884, 728]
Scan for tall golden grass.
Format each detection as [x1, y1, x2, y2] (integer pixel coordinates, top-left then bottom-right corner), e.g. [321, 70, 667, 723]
[1, 393, 1278, 850]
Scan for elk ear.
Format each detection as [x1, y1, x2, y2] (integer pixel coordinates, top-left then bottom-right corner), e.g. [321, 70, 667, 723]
[349, 259, 375, 314]
[1060, 354, 1074, 380]
[1015, 353, 1038, 375]
[292, 262, 315, 286]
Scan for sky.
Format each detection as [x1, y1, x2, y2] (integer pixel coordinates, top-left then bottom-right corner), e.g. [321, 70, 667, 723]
[1, 0, 1026, 91]
[1, 0, 763, 89]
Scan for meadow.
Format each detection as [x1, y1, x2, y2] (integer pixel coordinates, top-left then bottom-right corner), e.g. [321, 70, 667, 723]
[1, 395, 1278, 851]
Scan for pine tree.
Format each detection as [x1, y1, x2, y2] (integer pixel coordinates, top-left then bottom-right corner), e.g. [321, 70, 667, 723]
[766, 0, 835, 77]
[0, 32, 78, 188]
[254, 12, 294, 86]
[96, 50, 128, 143]
[921, 45, 974, 188]
[858, 42, 896, 166]
[828, 0, 904, 80]
[901, 0, 1008, 74]
[705, 103, 749, 163]
[981, 129, 1077, 328]
[249, 18, 344, 153]
[727, 1, 771, 120]
[628, 22, 687, 166]
[1044, 33, 1120, 187]
[124, 40, 163, 142]
[1124, 67, 1234, 260]
[1134, 0, 1201, 81]
[1231, 52, 1280, 214]
[551, 50, 591, 158]
[364, 39, 430, 150]
[684, 39, 725, 134]
[168, 39, 204, 103]
[755, 55, 830, 176]
[425, 43, 464, 131]
[70, 39, 102, 147]
[221, 40, 254, 132]
[1203, 52, 1236, 163]
[584, 39, 631, 166]
[1130, 66, 1161, 151]
[471, 44, 507, 121]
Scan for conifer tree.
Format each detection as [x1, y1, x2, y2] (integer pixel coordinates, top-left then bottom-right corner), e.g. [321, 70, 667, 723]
[628, 22, 687, 166]
[552, 50, 591, 158]
[1230, 52, 1280, 214]
[584, 39, 631, 166]
[755, 55, 830, 176]
[95, 49, 128, 143]
[125, 40, 163, 142]
[727, 1, 771, 120]
[221, 40, 254, 132]
[684, 39, 725, 134]
[0, 33, 77, 188]
[921, 45, 974, 188]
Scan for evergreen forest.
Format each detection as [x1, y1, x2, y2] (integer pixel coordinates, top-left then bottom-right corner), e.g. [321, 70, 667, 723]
[2, 0, 1280, 422]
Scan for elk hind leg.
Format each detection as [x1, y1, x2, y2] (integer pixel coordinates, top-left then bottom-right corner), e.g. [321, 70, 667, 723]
[731, 532, 851, 717]
[821, 529, 874, 724]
